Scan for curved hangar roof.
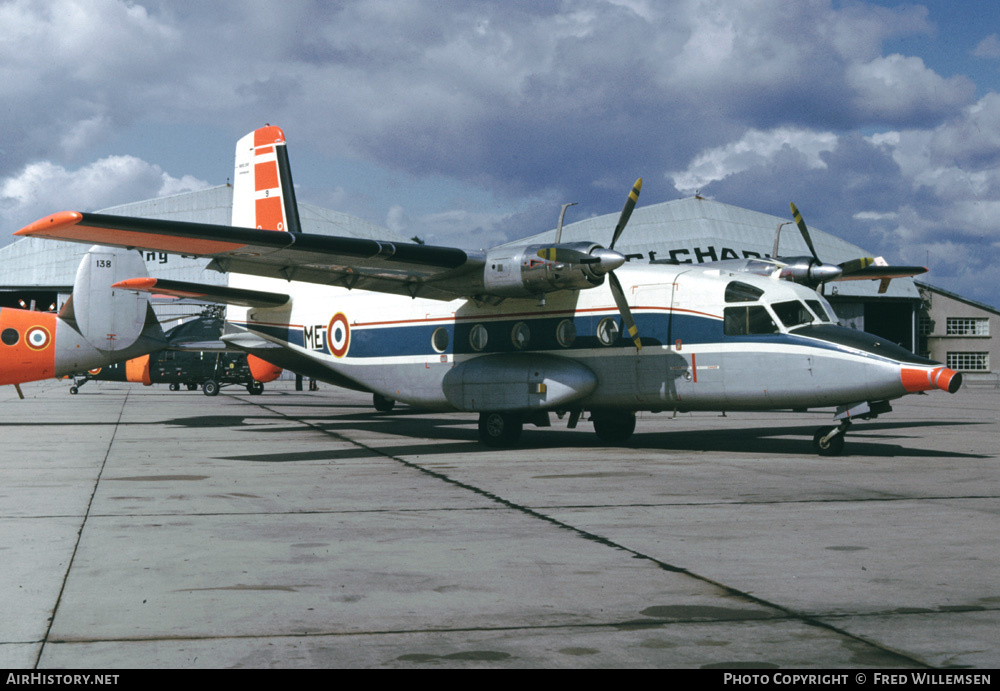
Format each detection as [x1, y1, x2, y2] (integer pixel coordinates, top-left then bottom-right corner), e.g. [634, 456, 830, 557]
[508, 196, 919, 300]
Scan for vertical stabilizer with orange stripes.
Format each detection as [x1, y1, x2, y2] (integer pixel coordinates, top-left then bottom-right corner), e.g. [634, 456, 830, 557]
[232, 125, 302, 233]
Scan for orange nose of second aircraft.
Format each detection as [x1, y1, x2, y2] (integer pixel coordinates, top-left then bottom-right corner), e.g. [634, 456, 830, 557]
[0, 308, 57, 386]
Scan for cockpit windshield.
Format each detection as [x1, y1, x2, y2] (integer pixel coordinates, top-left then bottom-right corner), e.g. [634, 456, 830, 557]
[806, 300, 831, 322]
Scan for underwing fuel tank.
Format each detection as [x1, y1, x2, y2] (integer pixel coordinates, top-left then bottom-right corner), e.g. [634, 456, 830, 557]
[442, 353, 597, 412]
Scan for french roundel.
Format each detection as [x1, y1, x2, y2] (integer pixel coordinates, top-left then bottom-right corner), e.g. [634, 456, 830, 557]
[327, 313, 350, 358]
[25, 326, 51, 351]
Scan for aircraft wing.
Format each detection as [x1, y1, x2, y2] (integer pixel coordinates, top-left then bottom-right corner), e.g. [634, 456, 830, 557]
[830, 265, 928, 281]
[113, 278, 291, 308]
[18, 211, 487, 301]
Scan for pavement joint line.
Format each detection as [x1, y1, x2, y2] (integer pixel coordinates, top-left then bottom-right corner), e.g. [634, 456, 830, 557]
[34, 389, 132, 669]
[21, 601, 1000, 648]
[7, 491, 996, 522]
[235, 395, 931, 668]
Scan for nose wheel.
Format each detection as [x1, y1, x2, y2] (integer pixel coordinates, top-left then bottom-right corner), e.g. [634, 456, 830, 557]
[813, 421, 850, 456]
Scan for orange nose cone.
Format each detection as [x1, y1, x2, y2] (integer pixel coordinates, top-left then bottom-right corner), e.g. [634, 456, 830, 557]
[0, 308, 57, 386]
[901, 366, 962, 394]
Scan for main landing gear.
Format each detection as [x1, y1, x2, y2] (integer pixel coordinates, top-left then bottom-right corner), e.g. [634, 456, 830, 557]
[373, 393, 396, 412]
[478, 412, 523, 447]
[591, 410, 636, 444]
[476, 409, 637, 447]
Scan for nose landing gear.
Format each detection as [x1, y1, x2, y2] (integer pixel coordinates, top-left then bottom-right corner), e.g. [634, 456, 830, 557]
[812, 399, 891, 456]
[813, 421, 849, 456]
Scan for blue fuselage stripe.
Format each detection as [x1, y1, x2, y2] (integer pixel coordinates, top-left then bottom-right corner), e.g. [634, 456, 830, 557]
[241, 312, 886, 362]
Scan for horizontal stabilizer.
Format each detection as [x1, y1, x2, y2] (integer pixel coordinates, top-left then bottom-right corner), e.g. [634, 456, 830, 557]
[221, 331, 286, 350]
[113, 278, 290, 308]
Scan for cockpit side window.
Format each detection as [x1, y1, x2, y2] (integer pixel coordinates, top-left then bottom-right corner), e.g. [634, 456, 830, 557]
[806, 300, 831, 323]
[725, 281, 765, 303]
[724, 305, 780, 335]
[772, 300, 814, 328]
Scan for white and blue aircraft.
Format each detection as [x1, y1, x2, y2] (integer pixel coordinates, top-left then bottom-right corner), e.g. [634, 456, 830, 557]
[14, 126, 959, 454]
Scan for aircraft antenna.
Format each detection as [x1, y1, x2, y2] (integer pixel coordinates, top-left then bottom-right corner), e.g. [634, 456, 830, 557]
[555, 202, 577, 244]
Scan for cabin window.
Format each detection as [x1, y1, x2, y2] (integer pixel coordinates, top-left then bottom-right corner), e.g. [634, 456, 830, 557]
[724, 306, 779, 335]
[469, 324, 488, 352]
[1, 328, 18, 346]
[596, 317, 620, 345]
[555, 319, 576, 348]
[431, 327, 449, 353]
[511, 322, 531, 350]
[772, 300, 814, 328]
[725, 281, 764, 303]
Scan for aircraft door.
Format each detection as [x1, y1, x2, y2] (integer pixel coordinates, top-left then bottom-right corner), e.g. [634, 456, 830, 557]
[664, 271, 724, 403]
[631, 280, 685, 404]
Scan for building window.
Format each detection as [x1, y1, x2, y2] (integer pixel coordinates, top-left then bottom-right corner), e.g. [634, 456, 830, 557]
[918, 314, 932, 336]
[946, 352, 989, 371]
[946, 317, 989, 336]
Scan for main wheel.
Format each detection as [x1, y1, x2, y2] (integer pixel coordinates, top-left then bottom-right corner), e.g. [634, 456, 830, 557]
[169, 383, 179, 391]
[592, 410, 636, 443]
[813, 426, 845, 456]
[373, 393, 395, 412]
[478, 412, 523, 447]
[203, 380, 220, 397]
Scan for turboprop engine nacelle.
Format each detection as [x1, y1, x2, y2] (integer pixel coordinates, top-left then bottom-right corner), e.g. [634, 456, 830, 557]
[778, 256, 844, 286]
[482, 242, 626, 298]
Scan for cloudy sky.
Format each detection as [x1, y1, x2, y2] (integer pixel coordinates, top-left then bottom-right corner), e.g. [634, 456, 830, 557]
[3, 0, 1000, 306]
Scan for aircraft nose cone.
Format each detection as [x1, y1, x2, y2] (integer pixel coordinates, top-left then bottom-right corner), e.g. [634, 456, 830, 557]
[901, 366, 963, 394]
[589, 248, 626, 275]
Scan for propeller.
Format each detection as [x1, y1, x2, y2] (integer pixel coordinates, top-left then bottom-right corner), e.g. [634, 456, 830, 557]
[530, 178, 643, 349]
[784, 203, 875, 288]
[607, 179, 643, 349]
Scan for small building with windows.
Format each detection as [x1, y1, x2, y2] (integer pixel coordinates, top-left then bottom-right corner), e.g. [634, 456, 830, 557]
[917, 281, 1000, 384]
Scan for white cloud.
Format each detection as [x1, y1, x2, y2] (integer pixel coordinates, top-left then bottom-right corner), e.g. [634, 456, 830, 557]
[973, 34, 1000, 59]
[0, 156, 210, 230]
[671, 127, 839, 194]
[846, 54, 975, 122]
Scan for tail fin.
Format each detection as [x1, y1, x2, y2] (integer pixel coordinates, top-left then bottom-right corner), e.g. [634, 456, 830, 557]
[232, 125, 302, 233]
[1, 246, 165, 387]
[69, 245, 152, 353]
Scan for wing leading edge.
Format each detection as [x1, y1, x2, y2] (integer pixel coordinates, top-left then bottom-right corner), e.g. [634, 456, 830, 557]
[18, 211, 486, 301]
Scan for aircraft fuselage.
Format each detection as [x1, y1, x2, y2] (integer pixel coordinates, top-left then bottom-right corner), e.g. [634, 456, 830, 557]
[227, 262, 955, 416]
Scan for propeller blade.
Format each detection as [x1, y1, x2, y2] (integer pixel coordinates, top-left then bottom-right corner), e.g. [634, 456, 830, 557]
[610, 178, 642, 250]
[608, 271, 641, 350]
[789, 202, 820, 263]
[838, 256, 875, 275]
